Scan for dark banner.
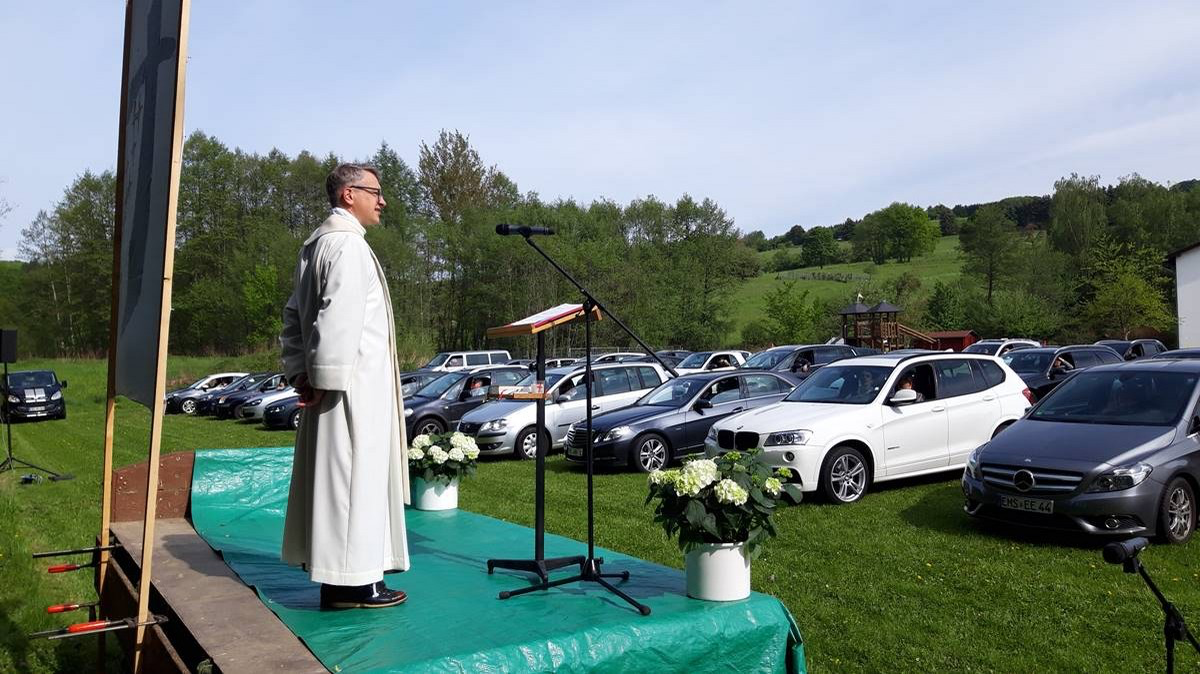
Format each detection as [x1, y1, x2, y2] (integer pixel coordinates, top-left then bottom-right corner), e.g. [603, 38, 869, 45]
[115, 0, 186, 408]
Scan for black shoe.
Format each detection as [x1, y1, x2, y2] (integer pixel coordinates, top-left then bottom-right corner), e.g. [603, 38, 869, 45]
[320, 582, 407, 609]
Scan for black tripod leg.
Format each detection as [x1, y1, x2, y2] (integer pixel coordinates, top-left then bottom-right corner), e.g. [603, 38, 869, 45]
[594, 576, 651, 616]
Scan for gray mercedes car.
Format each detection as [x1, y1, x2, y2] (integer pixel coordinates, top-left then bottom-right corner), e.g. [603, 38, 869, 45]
[962, 359, 1200, 543]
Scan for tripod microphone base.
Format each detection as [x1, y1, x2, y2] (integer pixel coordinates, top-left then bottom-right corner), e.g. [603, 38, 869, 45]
[0, 456, 71, 480]
[488, 554, 585, 599]
[543, 557, 650, 616]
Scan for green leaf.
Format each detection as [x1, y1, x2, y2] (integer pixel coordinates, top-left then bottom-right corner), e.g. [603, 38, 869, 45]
[684, 499, 707, 528]
[781, 484, 804, 504]
[700, 513, 720, 538]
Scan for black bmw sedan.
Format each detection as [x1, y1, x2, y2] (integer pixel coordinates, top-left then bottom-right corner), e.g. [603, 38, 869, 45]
[563, 370, 795, 472]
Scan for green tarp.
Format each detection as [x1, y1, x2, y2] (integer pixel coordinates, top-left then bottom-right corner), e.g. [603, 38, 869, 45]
[190, 446, 806, 673]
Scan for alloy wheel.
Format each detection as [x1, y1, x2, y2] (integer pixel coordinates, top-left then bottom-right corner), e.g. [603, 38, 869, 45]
[1167, 486, 1193, 540]
[830, 454, 867, 502]
[418, 420, 443, 436]
[290, 410, 301, 430]
[637, 437, 667, 472]
[181, 399, 196, 415]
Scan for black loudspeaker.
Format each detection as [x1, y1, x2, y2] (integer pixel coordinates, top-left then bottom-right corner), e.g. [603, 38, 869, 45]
[0, 329, 16, 363]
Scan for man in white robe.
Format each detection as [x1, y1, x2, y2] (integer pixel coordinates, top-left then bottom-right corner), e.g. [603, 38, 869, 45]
[279, 163, 411, 609]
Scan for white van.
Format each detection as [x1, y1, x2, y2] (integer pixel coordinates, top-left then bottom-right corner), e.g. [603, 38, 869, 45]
[422, 350, 513, 372]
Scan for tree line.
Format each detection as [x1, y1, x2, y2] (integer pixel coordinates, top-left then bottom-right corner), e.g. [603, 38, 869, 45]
[2, 130, 759, 362]
[742, 173, 1200, 347]
[2, 132, 1196, 360]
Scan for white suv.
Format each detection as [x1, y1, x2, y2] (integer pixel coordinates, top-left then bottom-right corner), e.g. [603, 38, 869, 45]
[963, 339, 1040, 357]
[421, 350, 513, 372]
[705, 352, 1033, 504]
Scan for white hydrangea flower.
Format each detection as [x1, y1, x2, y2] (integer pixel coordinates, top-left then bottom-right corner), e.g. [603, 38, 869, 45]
[648, 469, 668, 486]
[408, 447, 425, 461]
[673, 470, 704, 497]
[450, 432, 472, 449]
[412, 434, 432, 449]
[429, 446, 449, 464]
[682, 459, 720, 491]
[764, 477, 783, 497]
[714, 478, 748, 506]
[463, 446, 480, 460]
[447, 447, 465, 462]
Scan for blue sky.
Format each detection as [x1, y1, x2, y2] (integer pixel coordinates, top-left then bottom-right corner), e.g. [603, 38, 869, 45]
[2, 1, 1198, 258]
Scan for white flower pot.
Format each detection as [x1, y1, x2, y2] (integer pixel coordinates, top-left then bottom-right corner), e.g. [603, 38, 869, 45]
[412, 477, 459, 511]
[685, 541, 750, 601]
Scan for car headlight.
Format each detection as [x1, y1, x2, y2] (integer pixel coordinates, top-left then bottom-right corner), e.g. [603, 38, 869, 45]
[481, 419, 507, 432]
[6, 394, 18, 404]
[966, 445, 984, 480]
[245, 398, 261, 407]
[1087, 463, 1153, 493]
[706, 426, 718, 442]
[404, 407, 414, 417]
[219, 396, 227, 403]
[764, 429, 812, 446]
[267, 405, 281, 413]
[599, 426, 632, 443]
[51, 390, 63, 401]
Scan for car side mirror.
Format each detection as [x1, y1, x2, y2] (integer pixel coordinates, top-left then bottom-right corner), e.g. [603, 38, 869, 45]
[1049, 367, 1067, 378]
[555, 393, 571, 404]
[694, 399, 713, 411]
[888, 389, 918, 406]
[1190, 415, 1200, 436]
[61, 380, 68, 388]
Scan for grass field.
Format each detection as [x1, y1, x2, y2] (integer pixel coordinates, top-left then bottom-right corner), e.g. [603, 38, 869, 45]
[727, 236, 963, 345]
[4, 357, 1199, 672]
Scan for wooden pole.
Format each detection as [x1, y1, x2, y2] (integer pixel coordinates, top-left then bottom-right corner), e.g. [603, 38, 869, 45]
[131, 1, 190, 670]
[97, 2, 134, 668]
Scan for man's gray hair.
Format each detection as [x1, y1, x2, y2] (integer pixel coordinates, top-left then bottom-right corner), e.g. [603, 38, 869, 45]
[326, 163, 381, 208]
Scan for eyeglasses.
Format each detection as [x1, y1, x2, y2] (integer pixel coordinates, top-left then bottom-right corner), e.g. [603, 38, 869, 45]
[349, 185, 383, 199]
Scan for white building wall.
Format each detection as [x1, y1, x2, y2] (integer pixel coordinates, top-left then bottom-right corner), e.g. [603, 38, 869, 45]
[1177, 247, 1200, 348]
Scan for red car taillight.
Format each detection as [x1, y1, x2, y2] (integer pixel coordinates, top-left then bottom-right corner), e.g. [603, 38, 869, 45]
[1022, 387, 1035, 404]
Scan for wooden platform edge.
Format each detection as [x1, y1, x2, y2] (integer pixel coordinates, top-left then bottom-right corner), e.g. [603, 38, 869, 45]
[101, 451, 327, 673]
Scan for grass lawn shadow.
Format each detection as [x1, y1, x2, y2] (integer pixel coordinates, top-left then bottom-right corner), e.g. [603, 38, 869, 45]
[899, 483, 1111, 551]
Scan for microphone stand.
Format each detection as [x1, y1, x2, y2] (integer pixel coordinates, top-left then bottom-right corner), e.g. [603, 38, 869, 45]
[1120, 550, 1200, 673]
[489, 231, 659, 615]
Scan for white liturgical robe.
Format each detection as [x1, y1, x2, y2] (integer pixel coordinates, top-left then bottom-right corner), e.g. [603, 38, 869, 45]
[279, 208, 410, 585]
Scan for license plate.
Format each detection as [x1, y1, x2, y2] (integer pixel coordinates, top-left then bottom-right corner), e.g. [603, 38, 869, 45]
[27, 406, 44, 412]
[567, 446, 583, 458]
[1000, 494, 1053, 514]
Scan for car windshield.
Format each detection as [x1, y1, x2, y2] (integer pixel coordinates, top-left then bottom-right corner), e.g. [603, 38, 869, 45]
[640, 378, 708, 407]
[5, 371, 57, 388]
[423, 353, 450, 368]
[415, 372, 466, 398]
[516, 372, 566, 389]
[678, 352, 712, 368]
[964, 343, 1000, 355]
[1098, 341, 1131, 355]
[1030, 370, 1198, 426]
[1003, 351, 1054, 374]
[784, 365, 893, 404]
[218, 375, 252, 391]
[742, 349, 790, 369]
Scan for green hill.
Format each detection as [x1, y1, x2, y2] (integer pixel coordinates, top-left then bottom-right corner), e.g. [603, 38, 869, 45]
[727, 235, 962, 344]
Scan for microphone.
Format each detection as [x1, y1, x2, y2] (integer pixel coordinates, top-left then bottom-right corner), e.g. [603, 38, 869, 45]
[1102, 537, 1150, 564]
[495, 224, 555, 237]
